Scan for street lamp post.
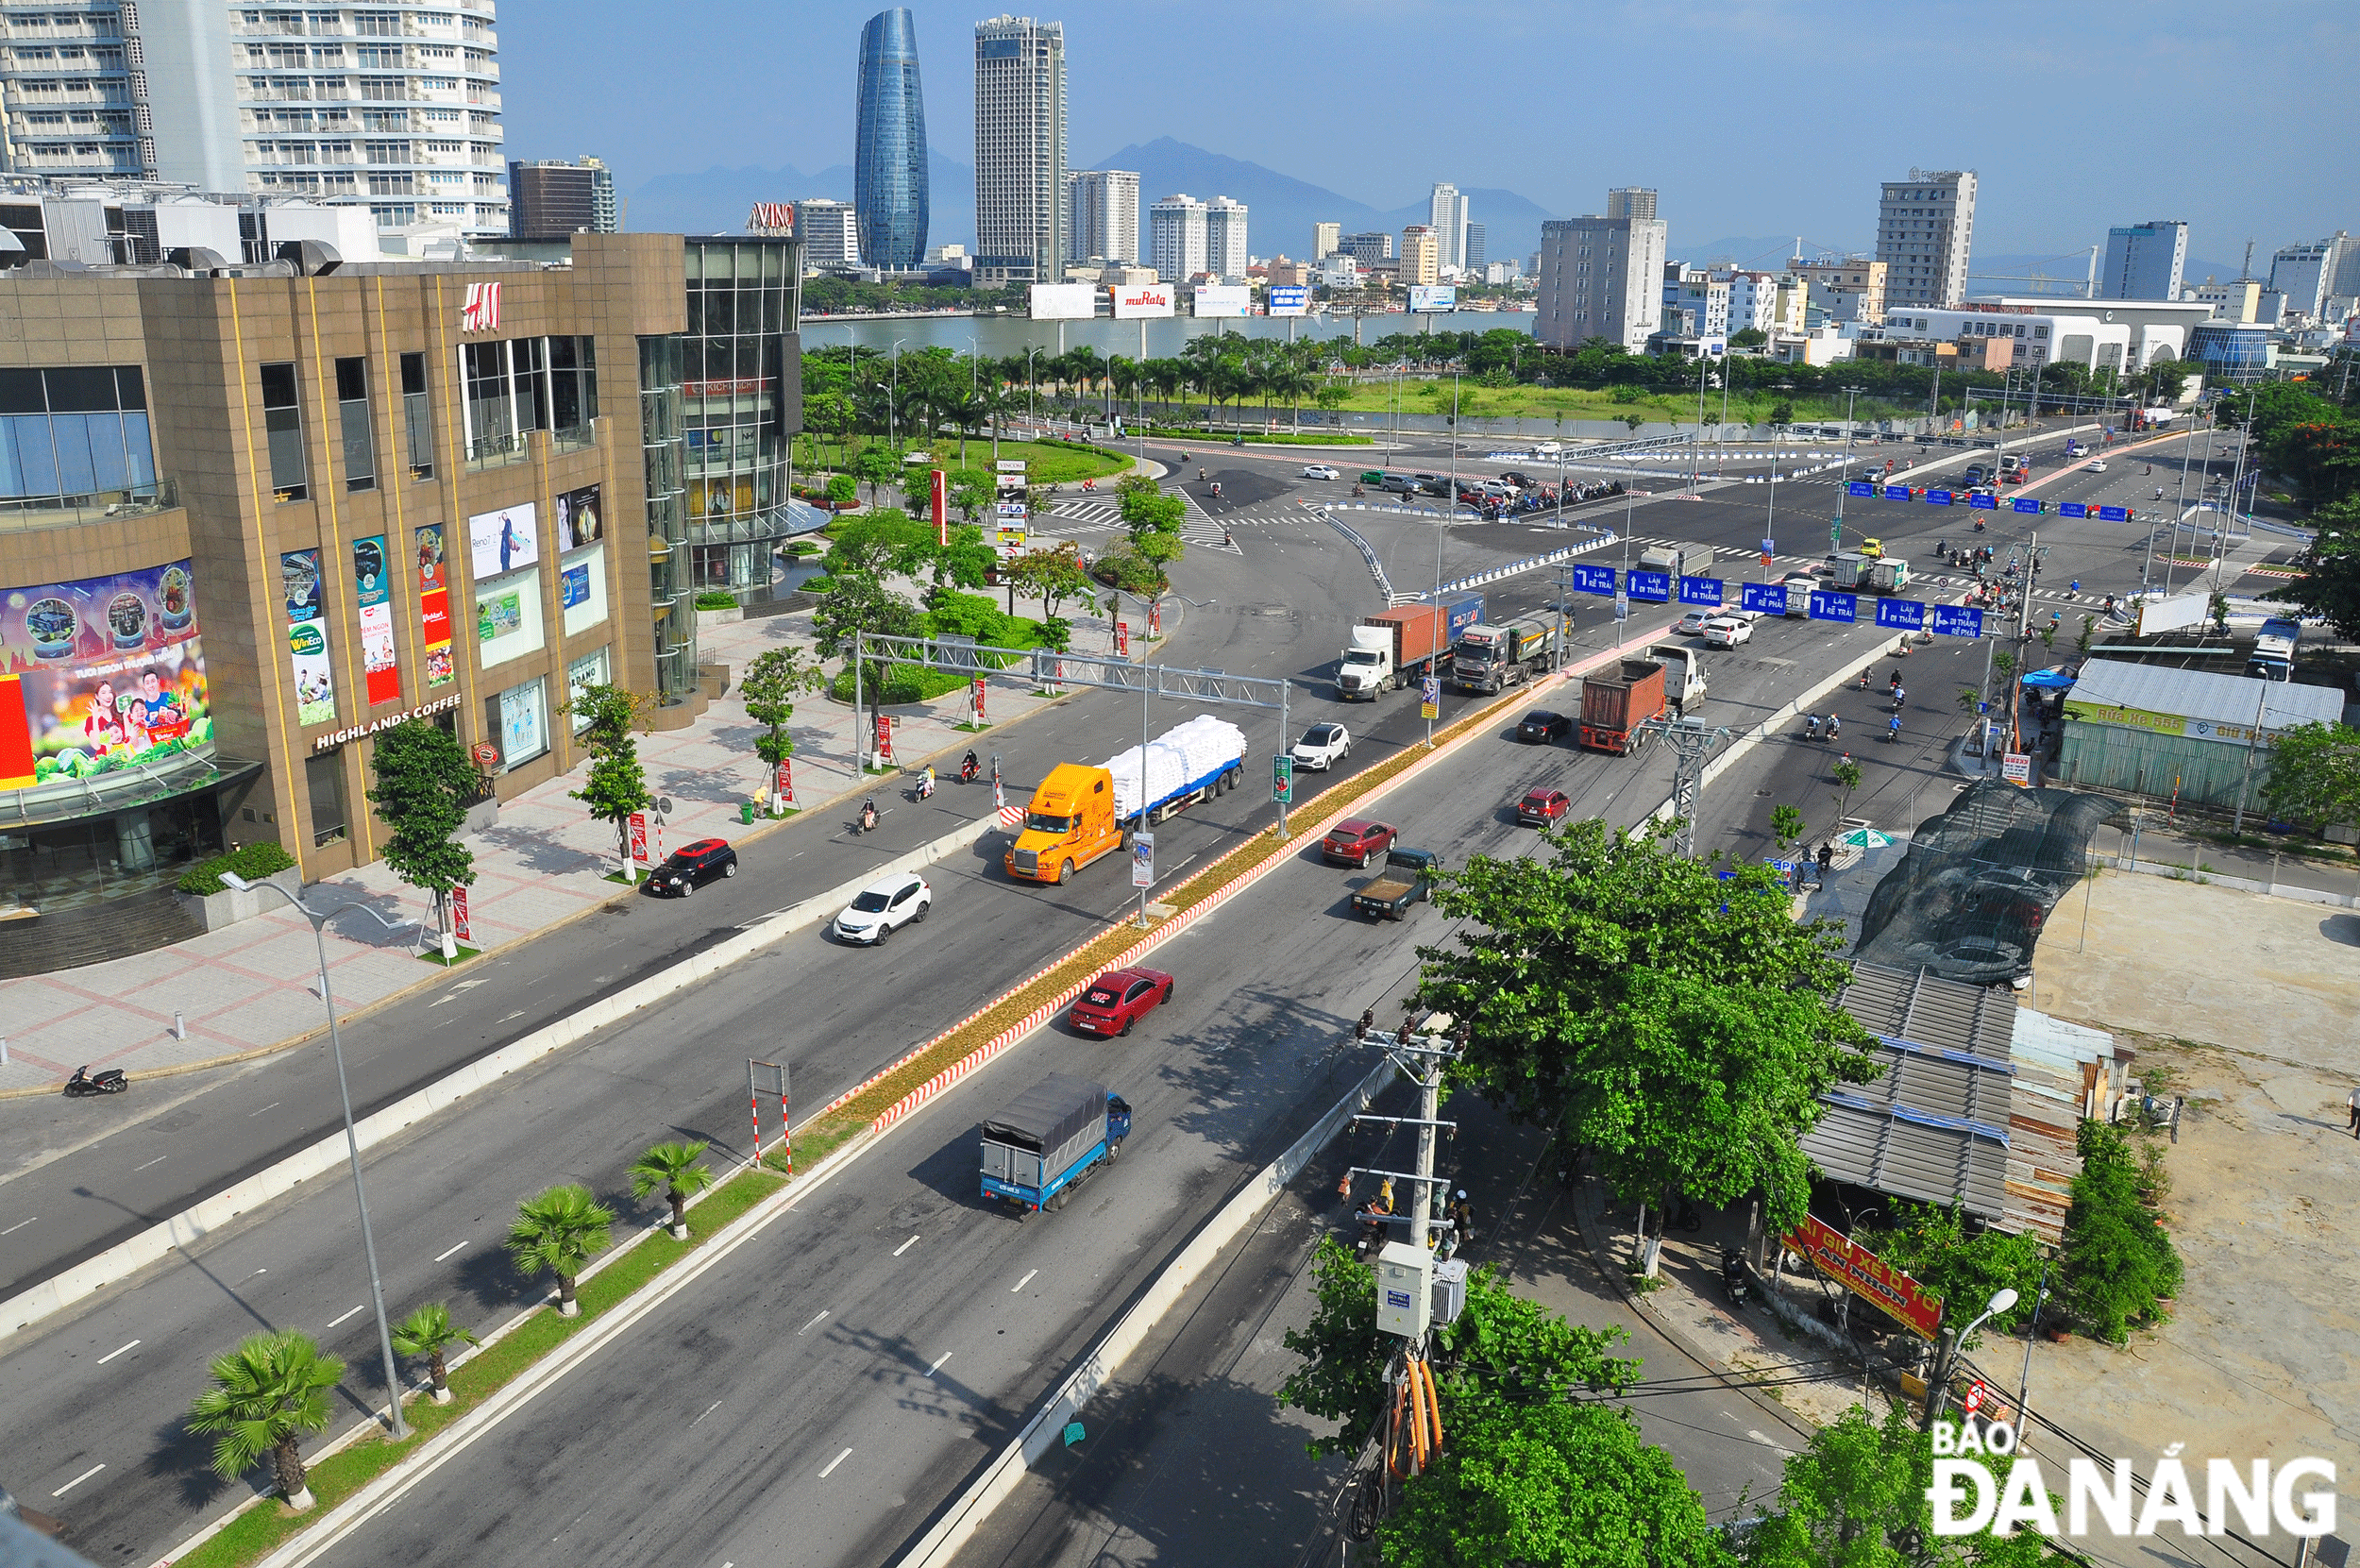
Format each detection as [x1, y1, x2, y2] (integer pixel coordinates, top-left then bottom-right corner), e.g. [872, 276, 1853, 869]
[218, 872, 415, 1442]
[1923, 1286, 2020, 1430]
[889, 338, 908, 448]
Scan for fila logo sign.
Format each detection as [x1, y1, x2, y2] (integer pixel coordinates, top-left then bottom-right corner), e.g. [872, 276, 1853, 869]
[461, 281, 502, 333]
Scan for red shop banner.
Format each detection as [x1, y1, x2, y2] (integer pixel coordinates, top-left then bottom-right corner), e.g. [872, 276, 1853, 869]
[1781, 1213, 1942, 1340]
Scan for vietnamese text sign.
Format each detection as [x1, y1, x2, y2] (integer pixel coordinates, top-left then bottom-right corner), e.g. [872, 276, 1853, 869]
[2098, 504, 2129, 522]
[1784, 1214, 1940, 1340]
[1626, 569, 1671, 603]
[1848, 481, 1875, 497]
[1192, 283, 1251, 318]
[628, 812, 649, 864]
[1677, 576, 1725, 607]
[1925, 489, 1953, 506]
[1266, 284, 1309, 317]
[1809, 590, 1858, 623]
[2002, 752, 2033, 784]
[1876, 599, 1926, 631]
[1883, 484, 1911, 500]
[2059, 501, 2087, 518]
[1930, 604, 1984, 638]
[1573, 563, 1616, 596]
[451, 885, 471, 942]
[2011, 496, 2043, 514]
[1740, 582, 1788, 616]
[352, 535, 399, 708]
[1968, 491, 1996, 510]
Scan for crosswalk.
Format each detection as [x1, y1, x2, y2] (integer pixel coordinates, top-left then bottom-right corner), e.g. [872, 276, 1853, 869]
[1044, 490, 1241, 553]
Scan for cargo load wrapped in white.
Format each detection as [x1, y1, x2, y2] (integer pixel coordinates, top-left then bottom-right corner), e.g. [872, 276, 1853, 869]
[1099, 715, 1248, 823]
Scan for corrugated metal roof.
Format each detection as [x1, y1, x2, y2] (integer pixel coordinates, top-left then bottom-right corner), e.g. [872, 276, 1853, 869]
[2066, 659, 2342, 731]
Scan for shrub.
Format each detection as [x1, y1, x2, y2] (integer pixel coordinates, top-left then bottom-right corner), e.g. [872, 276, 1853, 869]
[1089, 541, 1168, 596]
[693, 589, 737, 611]
[2061, 1121, 2183, 1344]
[178, 840, 297, 896]
[1860, 1202, 2045, 1344]
[801, 574, 836, 594]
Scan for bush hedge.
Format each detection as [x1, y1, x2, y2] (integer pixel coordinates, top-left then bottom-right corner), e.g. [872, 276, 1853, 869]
[177, 841, 297, 896]
[693, 590, 738, 610]
[2061, 1121, 2183, 1343]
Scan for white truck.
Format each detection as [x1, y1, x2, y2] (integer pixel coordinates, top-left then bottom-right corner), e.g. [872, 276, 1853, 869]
[1645, 643, 1708, 715]
[1640, 543, 1715, 580]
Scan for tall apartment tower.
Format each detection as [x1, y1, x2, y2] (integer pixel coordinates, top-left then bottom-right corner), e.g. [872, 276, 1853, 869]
[1400, 224, 1439, 286]
[794, 198, 861, 265]
[1205, 194, 1247, 280]
[1312, 221, 1340, 261]
[1148, 192, 1206, 281]
[1876, 169, 1977, 309]
[1427, 182, 1468, 271]
[2267, 234, 2355, 321]
[2100, 220, 2186, 300]
[1606, 187, 1657, 222]
[854, 8, 929, 268]
[972, 13, 1066, 286]
[509, 157, 616, 241]
[1464, 223, 1485, 274]
[1536, 191, 1667, 352]
[0, 0, 509, 248]
[1066, 168, 1139, 263]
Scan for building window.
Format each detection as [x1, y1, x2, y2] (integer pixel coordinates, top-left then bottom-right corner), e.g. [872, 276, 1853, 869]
[484, 676, 548, 771]
[395, 351, 433, 480]
[305, 750, 347, 847]
[259, 361, 307, 501]
[335, 355, 376, 492]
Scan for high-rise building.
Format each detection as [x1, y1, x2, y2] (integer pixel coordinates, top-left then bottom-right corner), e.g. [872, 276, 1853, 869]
[0, 0, 511, 250]
[508, 158, 616, 242]
[1428, 183, 1468, 271]
[1789, 257, 1887, 325]
[1463, 223, 1486, 276]
[2187, 278, 2260, 323]
[1312, 221, 1340, 261]
[794, 198, 861, 265]
[1338, 229, 1391, 265]
[2100, 221, 2186, 300]
[1148, 192, 1206, 281]
[1067, 169, 1139, 263]
[854, 8, 929, 269]
[2267, 233, 2354, 322]
[1401, 225, 1440, 286]
[1205, 194, 1247, 280]
[972, 14, 1066, 286]
[1607, 187, 1658, 223]
[1876, 170, 1977, 309]
[1536, 191, 1667, 352]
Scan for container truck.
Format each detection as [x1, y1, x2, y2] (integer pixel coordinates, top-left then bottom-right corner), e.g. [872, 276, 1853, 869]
[1831, 553, 1911, 594]
[1645, 643, 1708, 715]
[1450, 615, 1553, 693]
[1578, 657, 1668, 754]
[1003, 716, 1248, 885]
[1639, 543, 1715, 580]
[979, 1072, 1132, 1215]
[1338, 594, 1482, 700]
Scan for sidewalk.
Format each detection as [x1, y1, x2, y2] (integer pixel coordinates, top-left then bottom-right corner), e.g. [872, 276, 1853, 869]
[0, 554, 1129, 1097]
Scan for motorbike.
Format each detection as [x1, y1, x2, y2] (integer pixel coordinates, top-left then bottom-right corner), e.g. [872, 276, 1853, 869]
[1804, 715, 1822, 742]
[1722, 1247, 1752, 1307]
[908, 776, 936, 802]
[851, 804, 886, 836]
[1885, 716, 1902, 743]
[65, 1065, 128, 1097]
[959, 755, 980, 784]
[1351, 483, 1365, 497]
[1973, 518, 1987, 531]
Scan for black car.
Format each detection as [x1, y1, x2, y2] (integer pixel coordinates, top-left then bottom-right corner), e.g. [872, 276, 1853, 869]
[1515, 710, 1571, 743]
[1500, 470, 1535, 487]
[649, 836, 738, 897]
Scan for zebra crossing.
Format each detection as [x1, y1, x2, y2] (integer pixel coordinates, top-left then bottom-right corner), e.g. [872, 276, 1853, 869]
[1043, 490, 1241, 552]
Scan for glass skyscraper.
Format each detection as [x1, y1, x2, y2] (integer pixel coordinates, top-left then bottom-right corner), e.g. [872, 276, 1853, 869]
[854, 8, 929, 269]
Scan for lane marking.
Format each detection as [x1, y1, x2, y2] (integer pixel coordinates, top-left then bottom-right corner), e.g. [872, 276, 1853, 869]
[1, 1216, 35, 1236]
[248, 1102, 282, 1117]
[818, 1447, 852, 1478]
[327, 1305, 367, 1328]
[51, 1463, 104, 1497]
[132, 1155, 168, 1172]
[498, 1011, 526, 1024]
[926, 1352, 952, 1377]
[690, 1399, 723, 1427]
[797, 1310, 828, 1336]
[892, 1235, 919, 1257]
[433, 1240, 468, 1262]
[246, 1268, 266, 1279]
[94, 1340, 140, 1364]
[1011, 1269, 1037, 1293]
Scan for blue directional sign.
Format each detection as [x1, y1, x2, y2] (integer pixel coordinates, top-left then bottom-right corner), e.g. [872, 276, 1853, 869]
[1968, 491, 1997, 510]
[1882, 484, 1911, 501]
[1627, 569, 1672, 603]
[2059, 501, 2087, 518]
[2011, 496, 2044, 514]
[1876, 599, 1927, 631]
[1808, 590, 1858, 624]
[2098, 504, 2130, 522]
[1573, 563, 1616, 596]
[1930, 604, 1985, 638]
[1740, 582, 1789, 616]
[1848, 481, 1876, 498]
[1678, 575, 1725, 607]
[1926, 489, 1953, 506]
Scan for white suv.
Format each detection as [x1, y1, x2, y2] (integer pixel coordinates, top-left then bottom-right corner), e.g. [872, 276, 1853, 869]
[834, 872, 931, 945]
[1291, 722, 1352, 770]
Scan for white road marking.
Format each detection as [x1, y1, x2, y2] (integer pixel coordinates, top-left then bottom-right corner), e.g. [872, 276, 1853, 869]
[132, 1155, 167, 1172]
[94, 1340, 140, 1364]
[248, 1101, 282, 1117]
[690, 1399, 723, 1426]
[429, 979, 489, 1008]
[498, 1011, 526, 1024]
[797, 1310, 828, 1336]
[892, 1236, 919, 1256]
[818, 1447, 852, 1477]
[0, 1216, 35, 1236]
[327, 1304, 367, 1328]
[1011, 1269, 1037, 1292]
[433, 1240, 468, 1262]
[246, 1268, 266, 1278]
[926, 1352, 952, 1377]
[51, 1463, 104, 1497]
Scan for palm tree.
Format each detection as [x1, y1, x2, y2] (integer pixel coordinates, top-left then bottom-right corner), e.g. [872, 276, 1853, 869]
[1265, 363, 1315, 430]
[629, 1139, 715, 1239]
[391, 1303, 480, 1406]
[185, 1330, 345, 1510]
[507, 1184, 614, 1317]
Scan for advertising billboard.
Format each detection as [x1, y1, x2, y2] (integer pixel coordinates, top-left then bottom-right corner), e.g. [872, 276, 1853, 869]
[1029, 282, 1099, 321]
[554, 483, 603, 551]
[467, 500, 540, 581]
[1408, 285, 1458, 312]
[1112, 283, 1174, 318]
[1265, 285, 1310, 317]
[282, 548, 337, 726]
[2132, 591, 2207, 638]
[1192, 284, 1251, 318]
[0, 558, 211, 786]
[352, 534, 400, 707]
[414, 524, 454, 688]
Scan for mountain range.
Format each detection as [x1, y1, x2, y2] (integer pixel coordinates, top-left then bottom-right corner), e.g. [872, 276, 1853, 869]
[623, 149, 976, 244]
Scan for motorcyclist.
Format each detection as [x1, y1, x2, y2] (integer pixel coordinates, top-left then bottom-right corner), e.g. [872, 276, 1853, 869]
[918, 765, 936, 801]
[961, 749, 980, 782]
[1825, 714, 1841, 743]
[1888, 713, 1903, 742]
[1805, 714, 1822, 741]
[859, 798, 878, 832]
[1893, 686, 1907, 711]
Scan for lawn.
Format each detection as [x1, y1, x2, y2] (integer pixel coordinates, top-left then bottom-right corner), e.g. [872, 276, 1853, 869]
[798, 435, 1133, 485]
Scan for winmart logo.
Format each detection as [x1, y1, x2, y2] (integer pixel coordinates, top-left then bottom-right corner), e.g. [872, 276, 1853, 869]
[1928, 1425, 2336, 1538]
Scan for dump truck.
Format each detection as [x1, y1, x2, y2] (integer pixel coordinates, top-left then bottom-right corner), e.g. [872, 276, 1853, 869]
[1578, 657, 1667, 754]
[1450, 615, 1553, 694]
[979, 1072, 1132, 1215]
[1645, 643, 1708, 715]
[1350, 848, 1439, 920]
[1831, 552, 1911, 594]
[1004, 716, 1247, 885]
[1338, 593, 1482, 700]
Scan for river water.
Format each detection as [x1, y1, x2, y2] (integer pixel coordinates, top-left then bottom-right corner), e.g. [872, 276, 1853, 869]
[796, 308, 1537, 359]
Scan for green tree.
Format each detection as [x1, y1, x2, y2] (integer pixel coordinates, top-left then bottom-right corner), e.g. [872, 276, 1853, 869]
[1001, 541, 1094, 618]
[1729, 328, 1769, 350]
[1770, 802, 1807, 856]
[851, 442, 901, 506]
[948, 466, 996, 523]
[562, 683, 654, 881]
[2265, 492, 2360, 637]
[365, 718, 477, 955]
[824, 472, 858, 511]
[1831, 755, 1864, 824]
[507, 1183, 615, 1317]
[184, 1330, 345, 1509]
[2261, 720, 2360, 830]
[1739, 1403, 2046, 1568]
[629, 1138, 714, 1239]
[1770, 398, 1796, 426]
[1859, 1203, 2045, 1344]
[1417, 819, 1876, 1234]
[390, 1302, 480, 1406]
[2060, 1122, 2181, 1344]
[738, 646, 827, 769]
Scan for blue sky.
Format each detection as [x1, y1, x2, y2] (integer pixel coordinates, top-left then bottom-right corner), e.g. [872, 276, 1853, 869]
[502, 0, 2357, 265]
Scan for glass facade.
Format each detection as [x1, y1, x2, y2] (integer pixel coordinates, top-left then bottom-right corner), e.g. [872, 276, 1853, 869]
[459, 335, 598, 466]
[854, 8, 929, 269]
[638, 332, 692, 706]
[0, 367, 159, 510]
[679, 240, 800, 594]
[2188, 322, 2269, 385]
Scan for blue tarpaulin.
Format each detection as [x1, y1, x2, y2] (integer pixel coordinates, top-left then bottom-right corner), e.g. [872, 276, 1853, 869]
[2020, 666, 2076, 689]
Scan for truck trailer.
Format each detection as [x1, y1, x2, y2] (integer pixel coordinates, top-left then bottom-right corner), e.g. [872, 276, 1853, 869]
[1578, 657, 1668, 754]
[979, 1072, 1132, 1214]
[1338, 593, 1483, 700]
[1004, 716, 1247, 885]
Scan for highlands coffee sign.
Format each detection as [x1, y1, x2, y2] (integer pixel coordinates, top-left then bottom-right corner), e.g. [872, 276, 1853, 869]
[312, 693, 463, 751]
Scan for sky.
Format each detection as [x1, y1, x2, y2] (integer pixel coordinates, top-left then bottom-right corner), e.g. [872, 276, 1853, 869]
[500, 0, 2359, 268]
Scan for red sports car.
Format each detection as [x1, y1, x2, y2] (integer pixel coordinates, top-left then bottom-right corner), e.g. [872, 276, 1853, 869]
[1068, 967, 1175, 1037]
[1322, 818, 1398, 868]
[1517, 788, 1571, 826]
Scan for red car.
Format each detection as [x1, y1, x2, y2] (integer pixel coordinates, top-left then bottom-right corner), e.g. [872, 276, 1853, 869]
[1069, 967, 1174, 1037]
[1322, 818, 1398, 868]
[1517, 788, 1570, 826]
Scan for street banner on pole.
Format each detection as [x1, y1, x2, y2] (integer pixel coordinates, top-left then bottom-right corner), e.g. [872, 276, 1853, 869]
[874, 712, 895, 765]
[1131, 832, 1155, 887]
[930, 468, 947, 546]
[1115, 620, 1130, 656]
[774, 759, 794, 810]
[451, 885, 471, 943]
[971, 677, 987, 728]
[1420, 674, 1440, 720]
[628, 811, 649, 864]
[1273, 753, 1294, 802]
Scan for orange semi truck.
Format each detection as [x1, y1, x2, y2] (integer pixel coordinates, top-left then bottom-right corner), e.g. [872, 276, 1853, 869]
[1004, 717, 1249, 885]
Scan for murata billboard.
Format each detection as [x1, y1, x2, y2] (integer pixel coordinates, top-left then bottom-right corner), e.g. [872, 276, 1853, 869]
[1112, 284, 1173, 318]
[1029, 282, 1099, 320]
[1193, 283, 1252, 318]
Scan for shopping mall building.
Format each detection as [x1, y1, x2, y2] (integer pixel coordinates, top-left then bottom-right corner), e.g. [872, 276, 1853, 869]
[0, 212, 803, 972]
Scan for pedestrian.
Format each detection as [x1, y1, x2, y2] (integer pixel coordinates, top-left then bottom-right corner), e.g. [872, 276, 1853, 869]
[2349, 1085, 2359, 1138]
[1450, 1189, 1475, 1242]
[1817, 841, 1834, 879]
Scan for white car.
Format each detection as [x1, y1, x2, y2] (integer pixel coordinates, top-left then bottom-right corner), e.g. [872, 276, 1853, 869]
[2084, 459, 2108, 472]
[1291, 722, 1352, 770]
[833, 871, 931, 945]
[1701, 616, 1752, 649]
[1301, 464, 1340, 481]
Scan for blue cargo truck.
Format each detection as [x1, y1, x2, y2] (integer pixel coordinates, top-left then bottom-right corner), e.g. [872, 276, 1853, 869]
[979, 1072, 1133, 1215]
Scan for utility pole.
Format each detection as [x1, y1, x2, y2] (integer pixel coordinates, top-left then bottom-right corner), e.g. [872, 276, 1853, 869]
[1641, 715, 1730, 858]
